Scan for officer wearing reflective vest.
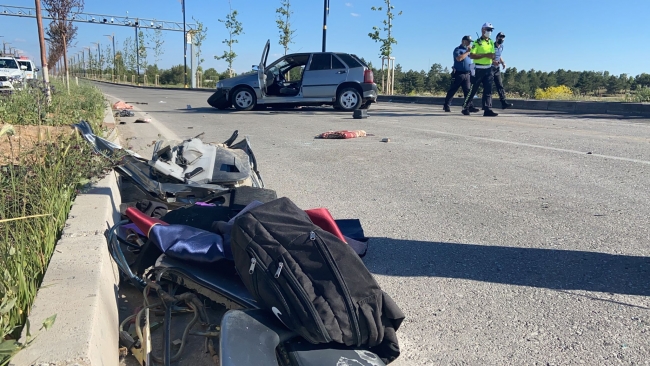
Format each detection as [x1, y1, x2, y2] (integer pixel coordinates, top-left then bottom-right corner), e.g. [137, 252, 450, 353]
[443, 35, 479, 113]
[462, 22, 499, 117]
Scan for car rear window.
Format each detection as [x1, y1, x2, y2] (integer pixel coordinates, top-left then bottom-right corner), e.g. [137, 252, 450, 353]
[336, 54, 362, 68]
[18, 61, 32, 71]
[332, 55, 346, 69]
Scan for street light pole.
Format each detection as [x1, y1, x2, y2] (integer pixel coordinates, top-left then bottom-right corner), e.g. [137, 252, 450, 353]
[182, 0, 188, 88]
[135, 20, 140, 84]
[322, 0, 329, 52]
[34, 0, 51, 103]
[105, 34, 116, 81]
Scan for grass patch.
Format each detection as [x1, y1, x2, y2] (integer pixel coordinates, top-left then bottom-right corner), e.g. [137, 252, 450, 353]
[0, 80, 116, 365]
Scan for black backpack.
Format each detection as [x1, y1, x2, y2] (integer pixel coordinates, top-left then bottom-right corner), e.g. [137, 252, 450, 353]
[230, 197, 405, 363]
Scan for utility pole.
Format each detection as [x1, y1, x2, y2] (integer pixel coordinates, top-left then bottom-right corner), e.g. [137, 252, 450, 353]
[34, 0, 51, 104]
[135, 21, 140, 84]
[105, 34, 116, 81]
[322, 0, 329, 52]
[182, 0, 188, 88]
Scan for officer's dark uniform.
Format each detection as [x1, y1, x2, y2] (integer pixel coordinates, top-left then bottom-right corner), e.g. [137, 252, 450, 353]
[443, 36, 477, 112]
[492, 32, 512, 109]
[463, 23, 498, 116]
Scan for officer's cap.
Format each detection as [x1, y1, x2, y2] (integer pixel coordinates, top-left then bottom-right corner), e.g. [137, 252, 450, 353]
[462, 35, 473, 42]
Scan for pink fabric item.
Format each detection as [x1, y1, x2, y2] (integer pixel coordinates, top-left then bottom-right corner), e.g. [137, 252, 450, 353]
[317, 130, 367, 139]
[113, 101, 134, 110]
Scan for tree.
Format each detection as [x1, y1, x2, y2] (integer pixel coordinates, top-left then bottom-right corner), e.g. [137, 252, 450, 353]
[191, 17, 208, 73]
[114, 51, 125, 76]
[368, 0, 402, 58]
[606, 75, 623, 94]
[636, 73, 650, 89]
[151, 28, 165, 67]
[276, 0, 295, 56]
[368, 0, 402, 94]
[215, 0, 244, 78]
[425, 63, 443, 94]
[137, 29, 149, 77]
[43, 0, 83, 90]
[104, 44, 113, 75]
[123, 37, 137, 75]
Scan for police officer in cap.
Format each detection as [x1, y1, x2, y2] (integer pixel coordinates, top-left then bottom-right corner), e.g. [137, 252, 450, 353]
[462, 22, 499, 117]
[493, 32, 513, 109]
[443, 35, 480, 113]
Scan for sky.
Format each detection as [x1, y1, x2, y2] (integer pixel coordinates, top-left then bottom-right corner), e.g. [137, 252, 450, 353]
[1, 0, 649, 77]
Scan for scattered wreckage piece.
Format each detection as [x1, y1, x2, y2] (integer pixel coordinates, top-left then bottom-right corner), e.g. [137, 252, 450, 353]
[135, 117, 152, 123]
[317, 130, 367, 139]
[116, 109, 135, 118]
[353, 109, 369, 119]
[72, 121, 265, 209]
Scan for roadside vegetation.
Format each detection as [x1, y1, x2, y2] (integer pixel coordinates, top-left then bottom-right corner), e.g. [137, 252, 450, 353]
[0, 80, 115, 365]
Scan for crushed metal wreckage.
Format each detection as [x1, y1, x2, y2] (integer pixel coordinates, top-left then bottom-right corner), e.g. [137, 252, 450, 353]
[73, 121, 403, 366]
[73, 121, 265, 209]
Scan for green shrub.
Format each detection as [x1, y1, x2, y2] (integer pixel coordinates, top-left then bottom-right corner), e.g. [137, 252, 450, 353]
[0, 81, 114, 365]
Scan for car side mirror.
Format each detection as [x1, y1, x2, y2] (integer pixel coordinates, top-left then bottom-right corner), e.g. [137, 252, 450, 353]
[35, 68, 40, 72]
[20, 65, 27, 70]
[252, 65, 259, 71]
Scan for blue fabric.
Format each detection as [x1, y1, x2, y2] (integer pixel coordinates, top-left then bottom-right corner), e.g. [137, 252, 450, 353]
[494, 44, 504, 62]
[453, 46, 472, 73]
[149, 224, 232, 263]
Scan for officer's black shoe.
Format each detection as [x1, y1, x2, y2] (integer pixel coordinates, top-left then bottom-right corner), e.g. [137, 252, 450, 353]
[483, 109, 499, 117]
[469, 107, 480, 113]
[501, 101, 513, 110]
[461, 109, 470, 116]
[443, 105, 451, 112]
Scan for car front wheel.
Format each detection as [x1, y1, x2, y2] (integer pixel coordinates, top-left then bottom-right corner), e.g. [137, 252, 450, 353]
[336, 88, 362, 111]
[232, 87, 257, 111]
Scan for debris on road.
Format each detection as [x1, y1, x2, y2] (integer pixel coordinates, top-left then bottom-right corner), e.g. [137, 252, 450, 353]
[113, 101, 134, 110]
[317, 130, 367, 139]
[353, 109, 369, 119]
[135, 117, 152, 123]
[159, 101, 167, 104]
[116, 110, 135, 117]
[381, 138, 391, 143]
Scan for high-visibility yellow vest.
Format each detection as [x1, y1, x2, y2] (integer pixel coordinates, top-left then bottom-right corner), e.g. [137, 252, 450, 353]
[471, 38, 495, 66]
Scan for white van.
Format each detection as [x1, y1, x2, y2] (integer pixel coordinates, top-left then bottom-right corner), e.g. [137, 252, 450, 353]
[17, 58, 39, 80]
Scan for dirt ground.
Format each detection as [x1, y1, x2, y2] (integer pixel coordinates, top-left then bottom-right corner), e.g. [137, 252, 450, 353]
[0, 124, 76, 164]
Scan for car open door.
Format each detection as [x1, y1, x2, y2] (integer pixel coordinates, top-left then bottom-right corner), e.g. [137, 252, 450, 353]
[258, 40, 270, 96]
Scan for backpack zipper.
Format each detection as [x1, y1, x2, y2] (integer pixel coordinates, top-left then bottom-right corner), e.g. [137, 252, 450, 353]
[246, 249, 291, 316]
[249, 257, 257, 274]
[278, 254, 332, 343]
[274, 262, 284, 278]
[311, 231, 361, 346]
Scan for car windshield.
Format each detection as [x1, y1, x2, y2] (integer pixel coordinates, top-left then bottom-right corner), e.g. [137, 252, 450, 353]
[18, 61, 32, 71]
[0, 59, 19, 69]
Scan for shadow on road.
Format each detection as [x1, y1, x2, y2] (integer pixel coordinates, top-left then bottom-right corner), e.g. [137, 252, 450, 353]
[365, 238, 650, 297]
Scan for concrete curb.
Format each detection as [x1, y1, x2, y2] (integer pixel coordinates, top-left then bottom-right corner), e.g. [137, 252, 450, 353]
[12, 105, 122, 366]
[87, 79, 650, 117]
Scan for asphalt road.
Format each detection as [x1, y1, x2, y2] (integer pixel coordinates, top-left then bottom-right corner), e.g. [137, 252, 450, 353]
[99, 83, 650, 366]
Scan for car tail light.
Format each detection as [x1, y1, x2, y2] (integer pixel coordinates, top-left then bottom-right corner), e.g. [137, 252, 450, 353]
[364, 69, 374, 84]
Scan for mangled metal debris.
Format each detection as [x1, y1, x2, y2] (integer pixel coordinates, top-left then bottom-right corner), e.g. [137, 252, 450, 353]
[73, 121, 264, 209]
